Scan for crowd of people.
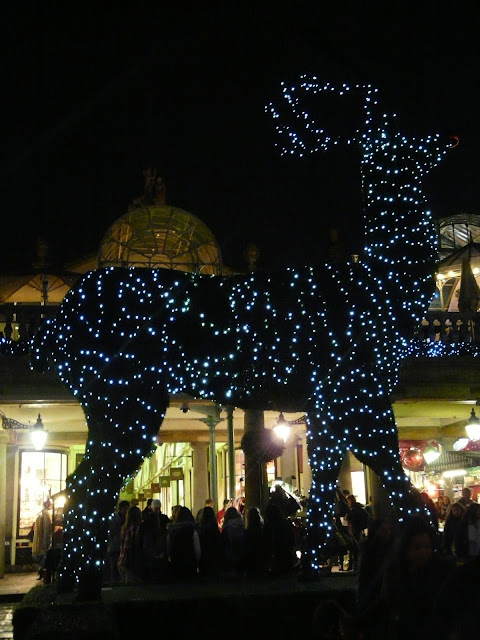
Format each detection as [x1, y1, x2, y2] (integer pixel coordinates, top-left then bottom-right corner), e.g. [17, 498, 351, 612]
[106, 494, 301, 586]
[33, 483, 480, 638]
[329, 485, 480, 640]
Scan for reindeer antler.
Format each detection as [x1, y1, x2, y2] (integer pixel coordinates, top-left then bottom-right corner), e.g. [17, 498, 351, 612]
[266, 80, 380, 156]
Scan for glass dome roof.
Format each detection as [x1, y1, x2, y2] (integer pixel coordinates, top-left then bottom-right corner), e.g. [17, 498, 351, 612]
[98, 204, 223, 274]
[437, 214, 480, 259]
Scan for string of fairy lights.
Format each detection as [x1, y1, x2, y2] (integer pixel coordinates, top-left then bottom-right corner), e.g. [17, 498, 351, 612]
[25, 80, 455, 585]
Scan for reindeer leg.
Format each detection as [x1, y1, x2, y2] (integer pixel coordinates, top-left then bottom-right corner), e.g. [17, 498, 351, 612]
[303, 414, 346, 576]
[346, 390, 415, 521]
[58, 381, 169, 595]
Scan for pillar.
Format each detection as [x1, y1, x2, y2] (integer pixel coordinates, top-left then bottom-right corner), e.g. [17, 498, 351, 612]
[225, 405, 236, 500]
[208, 418, 219, 510]
[302, 436, 312, 496]
[243, 409, 269, 513]
[199, 412, 223, 511]
[190, 442, 209, 517]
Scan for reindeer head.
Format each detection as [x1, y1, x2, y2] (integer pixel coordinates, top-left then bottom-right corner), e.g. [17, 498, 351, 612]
[267, 79, 456, 171]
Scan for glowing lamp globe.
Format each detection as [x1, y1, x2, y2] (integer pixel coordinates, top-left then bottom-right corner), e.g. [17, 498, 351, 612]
[273, 413, 291, 444]
[465, 408, 480, 441]
[31, 414, 47, 451]
[423, 442, 441, 465]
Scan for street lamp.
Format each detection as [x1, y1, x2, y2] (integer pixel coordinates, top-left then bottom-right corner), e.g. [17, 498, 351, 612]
[272, 412, 308, 444]
[465, 408, 480, 441]
[452, 407, 480, 451]
[31, 414, 47, 450]
[0, 410, 47, 450]
[273, 412, 291, 444]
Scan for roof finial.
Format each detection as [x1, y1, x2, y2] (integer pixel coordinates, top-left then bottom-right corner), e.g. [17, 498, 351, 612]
[143, 168, 166, 204]
[130, 169, 166, 209]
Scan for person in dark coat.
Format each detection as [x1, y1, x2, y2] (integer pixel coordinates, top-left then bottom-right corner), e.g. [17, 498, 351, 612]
[345, 495, 368, 570]
[197, 505, 222, 579]
[141, 498, 153, 520]
[264, 502, 299, 577]
[221, 506, 246, 578]
[32, 500, 53, 581]
[442, 501, 464, 559]
[137, 498, 170, 583]
[453, 501, 480, 563]
[356, 517, 396, 613]
[244, 506, 269, 578]
[433, 554, 480, 639]
[355, 515, 455, 640]
[166, 506, 200, 580]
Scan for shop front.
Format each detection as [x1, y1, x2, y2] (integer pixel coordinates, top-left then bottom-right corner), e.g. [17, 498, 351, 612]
[4, 446, 72, 569]
[422, 450, 480, 503]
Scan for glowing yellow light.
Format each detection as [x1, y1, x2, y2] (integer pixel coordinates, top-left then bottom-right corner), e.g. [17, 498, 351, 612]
[443, 469, 467, 478]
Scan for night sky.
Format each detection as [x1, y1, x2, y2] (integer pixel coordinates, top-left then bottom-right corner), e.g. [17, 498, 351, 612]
[3, 5, 480, 273]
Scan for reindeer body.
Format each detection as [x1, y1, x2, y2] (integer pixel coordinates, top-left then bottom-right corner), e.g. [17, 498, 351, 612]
[31, 82, 453, 584]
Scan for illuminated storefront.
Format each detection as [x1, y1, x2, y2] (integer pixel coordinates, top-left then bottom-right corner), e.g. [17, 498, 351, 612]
[18, 450, 67, 538]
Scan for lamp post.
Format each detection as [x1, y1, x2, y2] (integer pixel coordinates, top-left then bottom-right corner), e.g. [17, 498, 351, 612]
[0, 410, 47, 450]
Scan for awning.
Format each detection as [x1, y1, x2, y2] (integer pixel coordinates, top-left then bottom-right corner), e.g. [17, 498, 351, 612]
[424, 449, 480, 474]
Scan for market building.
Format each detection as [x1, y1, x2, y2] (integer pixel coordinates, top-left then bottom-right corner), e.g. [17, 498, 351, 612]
[1, 177, 480, 576]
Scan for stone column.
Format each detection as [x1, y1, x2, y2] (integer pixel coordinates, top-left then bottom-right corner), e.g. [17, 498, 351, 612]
[225, 405, 236, 500]
[190, 442, 209, 517]
[301, 438, 312, 496]
[199, 413, 223, 511]
[243, 409, 269, 513]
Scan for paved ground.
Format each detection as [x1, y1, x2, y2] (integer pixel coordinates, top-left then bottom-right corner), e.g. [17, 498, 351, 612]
[0, 573, 38, 640]
[0, 604, 14, 640]
[1, 569, 358, 639]
[0, 573, 38, 602]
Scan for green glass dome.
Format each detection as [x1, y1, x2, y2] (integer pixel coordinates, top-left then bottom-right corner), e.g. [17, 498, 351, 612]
[98, 204, 223, 274]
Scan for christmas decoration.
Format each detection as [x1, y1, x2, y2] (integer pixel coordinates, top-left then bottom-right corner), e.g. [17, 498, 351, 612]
[29, 81, 455, 587]
[266, 80, 455, 568]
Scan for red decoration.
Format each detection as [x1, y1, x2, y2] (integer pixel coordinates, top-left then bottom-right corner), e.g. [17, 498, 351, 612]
[460, 439, 480, 452]
[401, 449, 425, 472]
[399, 439, 429, 472]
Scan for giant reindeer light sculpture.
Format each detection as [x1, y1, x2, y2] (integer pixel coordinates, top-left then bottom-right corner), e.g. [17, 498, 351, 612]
[31, 81, 455, 588]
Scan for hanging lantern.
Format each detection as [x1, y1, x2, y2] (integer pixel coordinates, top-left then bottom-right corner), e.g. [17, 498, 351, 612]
[273, 412, 291, 444]
[423, 441, 442, 465]
[465, 408, 480, 441]
[30, 414, 47, 451]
